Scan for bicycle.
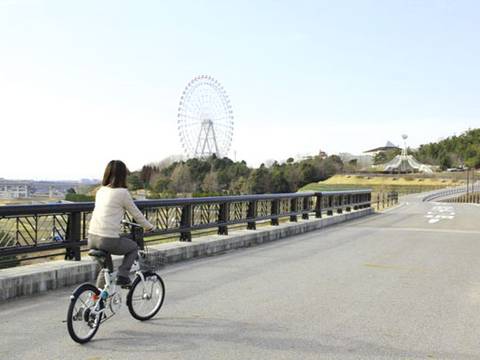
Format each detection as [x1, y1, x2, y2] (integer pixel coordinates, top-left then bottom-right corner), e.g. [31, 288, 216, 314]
[66, 221, 166, 344]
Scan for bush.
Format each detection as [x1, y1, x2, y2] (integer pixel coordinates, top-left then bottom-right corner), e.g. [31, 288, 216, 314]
[65, 194, 95, 202]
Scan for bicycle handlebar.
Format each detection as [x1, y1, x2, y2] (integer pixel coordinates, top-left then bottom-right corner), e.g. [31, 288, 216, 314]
[121, 220, 142, 227]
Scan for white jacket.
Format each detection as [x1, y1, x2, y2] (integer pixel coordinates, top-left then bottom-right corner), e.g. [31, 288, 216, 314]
[88, 186, 154, 238]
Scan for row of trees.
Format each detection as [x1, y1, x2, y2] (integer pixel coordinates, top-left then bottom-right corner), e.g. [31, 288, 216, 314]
[368, 128, 480, 170]
[413, 128, 480, 169]
[127, 154, 344, 197]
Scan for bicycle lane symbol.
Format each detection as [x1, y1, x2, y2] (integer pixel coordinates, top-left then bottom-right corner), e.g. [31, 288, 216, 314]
[425, 205, 455, 224]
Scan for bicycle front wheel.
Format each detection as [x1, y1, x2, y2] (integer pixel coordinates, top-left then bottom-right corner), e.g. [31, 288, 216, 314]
[127, 272, 165, 321]
[67, 283, 103, 343]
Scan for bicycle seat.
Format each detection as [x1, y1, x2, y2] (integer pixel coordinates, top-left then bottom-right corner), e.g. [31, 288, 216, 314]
[88, 249, 110, 258]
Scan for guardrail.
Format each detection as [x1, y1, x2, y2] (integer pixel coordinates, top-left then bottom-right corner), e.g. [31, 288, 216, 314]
[0, 190, 371, 264]
[423, 184, 480, 202]
[441, 188, 480, 204]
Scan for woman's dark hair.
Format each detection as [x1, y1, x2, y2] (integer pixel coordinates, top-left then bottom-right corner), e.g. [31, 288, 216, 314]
[102, 160, 129, 188]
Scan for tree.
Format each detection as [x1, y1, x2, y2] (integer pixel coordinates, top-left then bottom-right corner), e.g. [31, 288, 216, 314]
[202, 171, 220, 193]
[414, 128, 480, 168]
[230, 176, 248, 194]
[284, 164, 302, 191]
[373, 152, 387, 165]
[139, 165, 156, 185]
[127, 174, 143, 190]
[270, 169, 291, 193]
[299, 162, 318, 185]
[439, 154, 452, 170]
[153, 176, 171, 193]
[66, 188, 76, 194]
[185, 158, 211, 182]
[169, 164, 195, 194]
[247, 165, 272, 194]
[465, 144, 480, 169]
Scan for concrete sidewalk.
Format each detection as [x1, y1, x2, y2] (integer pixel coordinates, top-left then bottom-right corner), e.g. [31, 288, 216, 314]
[0, 208, 372, 302]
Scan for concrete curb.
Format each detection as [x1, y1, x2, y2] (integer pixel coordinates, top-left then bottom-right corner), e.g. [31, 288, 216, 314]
[0, 208, 373, 302]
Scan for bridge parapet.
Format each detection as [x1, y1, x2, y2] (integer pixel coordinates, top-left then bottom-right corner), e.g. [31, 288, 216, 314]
[0, 190, 371, 267]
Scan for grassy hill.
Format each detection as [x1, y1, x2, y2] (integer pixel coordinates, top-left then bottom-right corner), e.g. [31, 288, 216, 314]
[299, 174, 465, 196]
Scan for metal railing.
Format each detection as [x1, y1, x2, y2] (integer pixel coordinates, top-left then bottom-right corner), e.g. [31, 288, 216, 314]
[0, 190, 371, 263]
[374, 191, 399, 210]
[423, 184, 480, 202]
[442, 191, 480, 204]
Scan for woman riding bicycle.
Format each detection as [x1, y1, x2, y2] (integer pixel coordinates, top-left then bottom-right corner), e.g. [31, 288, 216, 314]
[88, 160, 154, 286]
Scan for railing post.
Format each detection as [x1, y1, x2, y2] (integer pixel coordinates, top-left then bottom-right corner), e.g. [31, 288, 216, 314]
[302, 196, 310, 220]
[346, 194, 351, 212]
[271, 199, 280, 226]
[247, 200, 257, 230]
[218, 202, 229, 235]
[65, 211, 81, 261]
[326, 195, 334, 216]
[290, 198, 298, 222]
[337, 196, 343, 214]
[352, 194, 357, 210]
[180, 204, 192, 242]
[315, 193, 322, 218]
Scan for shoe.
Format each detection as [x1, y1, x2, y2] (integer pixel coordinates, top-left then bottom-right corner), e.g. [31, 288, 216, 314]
[116, 275, 131, 287]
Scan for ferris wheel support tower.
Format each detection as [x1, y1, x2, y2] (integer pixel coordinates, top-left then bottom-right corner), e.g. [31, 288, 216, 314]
[194, 119, 220, 157]
[177, 75, 234, 159]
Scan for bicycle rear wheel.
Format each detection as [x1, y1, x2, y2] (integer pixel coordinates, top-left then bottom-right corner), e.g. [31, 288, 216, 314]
[67, 283, 103, 343]
[127, 272, 165, 321]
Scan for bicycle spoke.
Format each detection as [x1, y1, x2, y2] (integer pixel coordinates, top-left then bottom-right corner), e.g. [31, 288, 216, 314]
[128, 274, 164, 319]
[67, 285, 102, 343]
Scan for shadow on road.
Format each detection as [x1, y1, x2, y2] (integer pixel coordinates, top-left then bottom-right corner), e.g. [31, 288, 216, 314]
[82, 316, 478, 359]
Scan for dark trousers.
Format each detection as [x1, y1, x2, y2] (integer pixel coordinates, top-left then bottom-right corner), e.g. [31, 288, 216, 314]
[88, 234, 138, 278]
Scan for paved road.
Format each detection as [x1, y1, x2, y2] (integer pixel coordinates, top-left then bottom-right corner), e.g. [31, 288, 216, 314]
[2, 194, 480, 359]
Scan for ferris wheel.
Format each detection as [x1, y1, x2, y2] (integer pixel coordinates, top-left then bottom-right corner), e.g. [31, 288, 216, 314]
[177, 75, 234, 158]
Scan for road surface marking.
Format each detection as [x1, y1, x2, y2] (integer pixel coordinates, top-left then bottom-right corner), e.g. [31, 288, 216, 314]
[425, 205, 455, 224]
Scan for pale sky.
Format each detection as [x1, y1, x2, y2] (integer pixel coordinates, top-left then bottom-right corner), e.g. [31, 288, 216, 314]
[0, 0, 478, 180]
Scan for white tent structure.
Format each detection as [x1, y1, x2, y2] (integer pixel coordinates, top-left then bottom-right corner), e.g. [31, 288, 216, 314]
[383, 135, 434, 174]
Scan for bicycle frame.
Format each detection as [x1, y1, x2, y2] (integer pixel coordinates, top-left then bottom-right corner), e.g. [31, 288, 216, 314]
[87, 258, 151, 323]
